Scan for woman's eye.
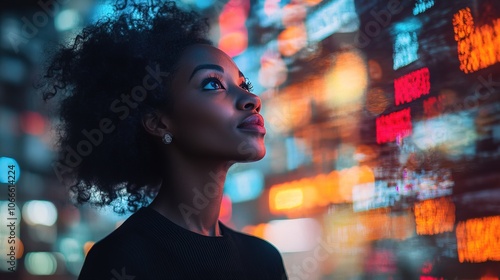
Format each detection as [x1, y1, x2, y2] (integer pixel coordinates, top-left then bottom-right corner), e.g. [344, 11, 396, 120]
[240, 78, 254, 92]
[202, 78, 224, 90]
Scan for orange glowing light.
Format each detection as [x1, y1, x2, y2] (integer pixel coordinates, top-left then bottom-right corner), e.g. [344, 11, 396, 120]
[83, 241, 95, 257]
[303, 0, 323, 6]
[452, 7, 500, 73]
[269, 166, 374, 214]
[414, 197, 455, 235]
[325, 50, 368, 107]
[4, 237, 25, 259]
[339, 167, 362, 201]
[456, 215, 500, 263]
[277, 24, 307, 57]
[480, 276, 499, 280]
[270, 186, 304, 212]
[242, 223, 267, 239]
[218, 31, 248, 57]
[326, 208, 414, 246]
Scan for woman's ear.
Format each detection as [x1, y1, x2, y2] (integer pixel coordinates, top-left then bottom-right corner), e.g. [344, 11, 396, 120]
[142, 111, 171, 137]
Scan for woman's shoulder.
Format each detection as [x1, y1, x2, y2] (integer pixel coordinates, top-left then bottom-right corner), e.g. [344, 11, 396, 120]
[221, 223, 288, 279]
[90, 208, 151, 248]
[221, 223, 282, 258]
[78, 209, 157, 280]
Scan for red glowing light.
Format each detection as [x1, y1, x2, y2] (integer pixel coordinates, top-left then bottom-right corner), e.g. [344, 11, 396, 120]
[20, 111, 46, 136]
[219, 6, 247, 35]
[218, 31, 248, 57]
[421, 261, 433, 274]
[219, 195, 232, 224]
[423, 96, 444, 118]
[217, 0, 249, 57]
[376, 108, 412, 144]
[394, 67, 430, 106]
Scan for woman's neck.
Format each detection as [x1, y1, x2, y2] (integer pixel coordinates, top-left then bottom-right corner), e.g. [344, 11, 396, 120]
[149, 154, 234, 237]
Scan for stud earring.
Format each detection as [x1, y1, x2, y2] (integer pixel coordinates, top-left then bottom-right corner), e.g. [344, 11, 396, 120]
[162, 132, 173, 144]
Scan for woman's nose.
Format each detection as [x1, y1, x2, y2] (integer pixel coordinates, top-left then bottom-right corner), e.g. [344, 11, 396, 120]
[237, 90, 262, 113]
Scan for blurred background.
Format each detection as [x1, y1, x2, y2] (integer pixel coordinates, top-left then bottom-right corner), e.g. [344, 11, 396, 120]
[1, 0, 500, 279]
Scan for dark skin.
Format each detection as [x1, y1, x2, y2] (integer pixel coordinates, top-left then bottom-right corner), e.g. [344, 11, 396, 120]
[143, 44, 266, 237]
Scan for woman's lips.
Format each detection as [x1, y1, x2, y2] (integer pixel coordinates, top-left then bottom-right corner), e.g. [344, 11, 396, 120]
[237, 114, 266, 134]
[237, 123, 266, 134]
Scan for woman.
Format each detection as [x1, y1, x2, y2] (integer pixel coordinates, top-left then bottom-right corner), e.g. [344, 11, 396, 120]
[42, 1, 288, 279]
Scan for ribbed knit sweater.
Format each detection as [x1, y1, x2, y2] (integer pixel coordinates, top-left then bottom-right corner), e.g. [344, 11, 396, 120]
[78, 207, 288, 280]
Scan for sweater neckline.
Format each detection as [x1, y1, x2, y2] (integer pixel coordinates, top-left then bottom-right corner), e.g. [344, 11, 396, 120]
[141, 206, 229, 239]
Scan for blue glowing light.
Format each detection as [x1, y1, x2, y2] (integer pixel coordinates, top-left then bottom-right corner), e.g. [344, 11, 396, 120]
[413, 0, 434, 15]
[0, 157, 20, 184]
[393, 31, 419, 70]
[305, 0, 359, 42]
[224, 169, 264, 203]
[392, 19, 422, 70]
[285, 137, 310, 170]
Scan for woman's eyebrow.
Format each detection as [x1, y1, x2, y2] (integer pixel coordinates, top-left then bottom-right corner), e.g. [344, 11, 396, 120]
[188, 64, 224, 81]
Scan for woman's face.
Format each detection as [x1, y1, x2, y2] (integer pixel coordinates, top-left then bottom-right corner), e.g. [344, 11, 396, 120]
[165, 44, 266, 162]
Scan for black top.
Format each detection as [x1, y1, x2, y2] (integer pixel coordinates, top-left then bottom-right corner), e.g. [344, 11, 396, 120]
[78, 207, 288, 280]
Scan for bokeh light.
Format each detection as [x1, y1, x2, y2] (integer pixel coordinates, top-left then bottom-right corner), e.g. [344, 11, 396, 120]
[217, 0, 249, 57]
[20, 111, 46, 136]
[277, 23, 308, 57]
[265, 218, 321, 252]
[456, 215, 500, 263]
[22, 200, 58, 226]
[25, 252, 58, 275]
[282, 3, 307, 27]
[218, 31, 248, 58]
[414, 197, 455, 235]
[453, 7, 500, 73]
[258, 50, 287, 89]
[324, 50, 368, 107]
[55, 9, 81, 31]
[366, 88, 390, 116]
[0, 157, 20, 183]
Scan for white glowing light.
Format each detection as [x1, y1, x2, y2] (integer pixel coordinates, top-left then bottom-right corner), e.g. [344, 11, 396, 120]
[25, 252, 57, 275]
[412, 112, 477, 155]
[55, 9, 80, 31]
[264, 218, 321, 252]
[22, 201, 57, 226]
[305, 0, 359, 42]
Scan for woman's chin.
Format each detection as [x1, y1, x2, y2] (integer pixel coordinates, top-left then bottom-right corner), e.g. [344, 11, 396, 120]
[234, 143, 266, 162]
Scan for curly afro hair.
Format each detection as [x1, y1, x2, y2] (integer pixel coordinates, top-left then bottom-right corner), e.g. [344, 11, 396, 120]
[42, 0, 213, 214]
